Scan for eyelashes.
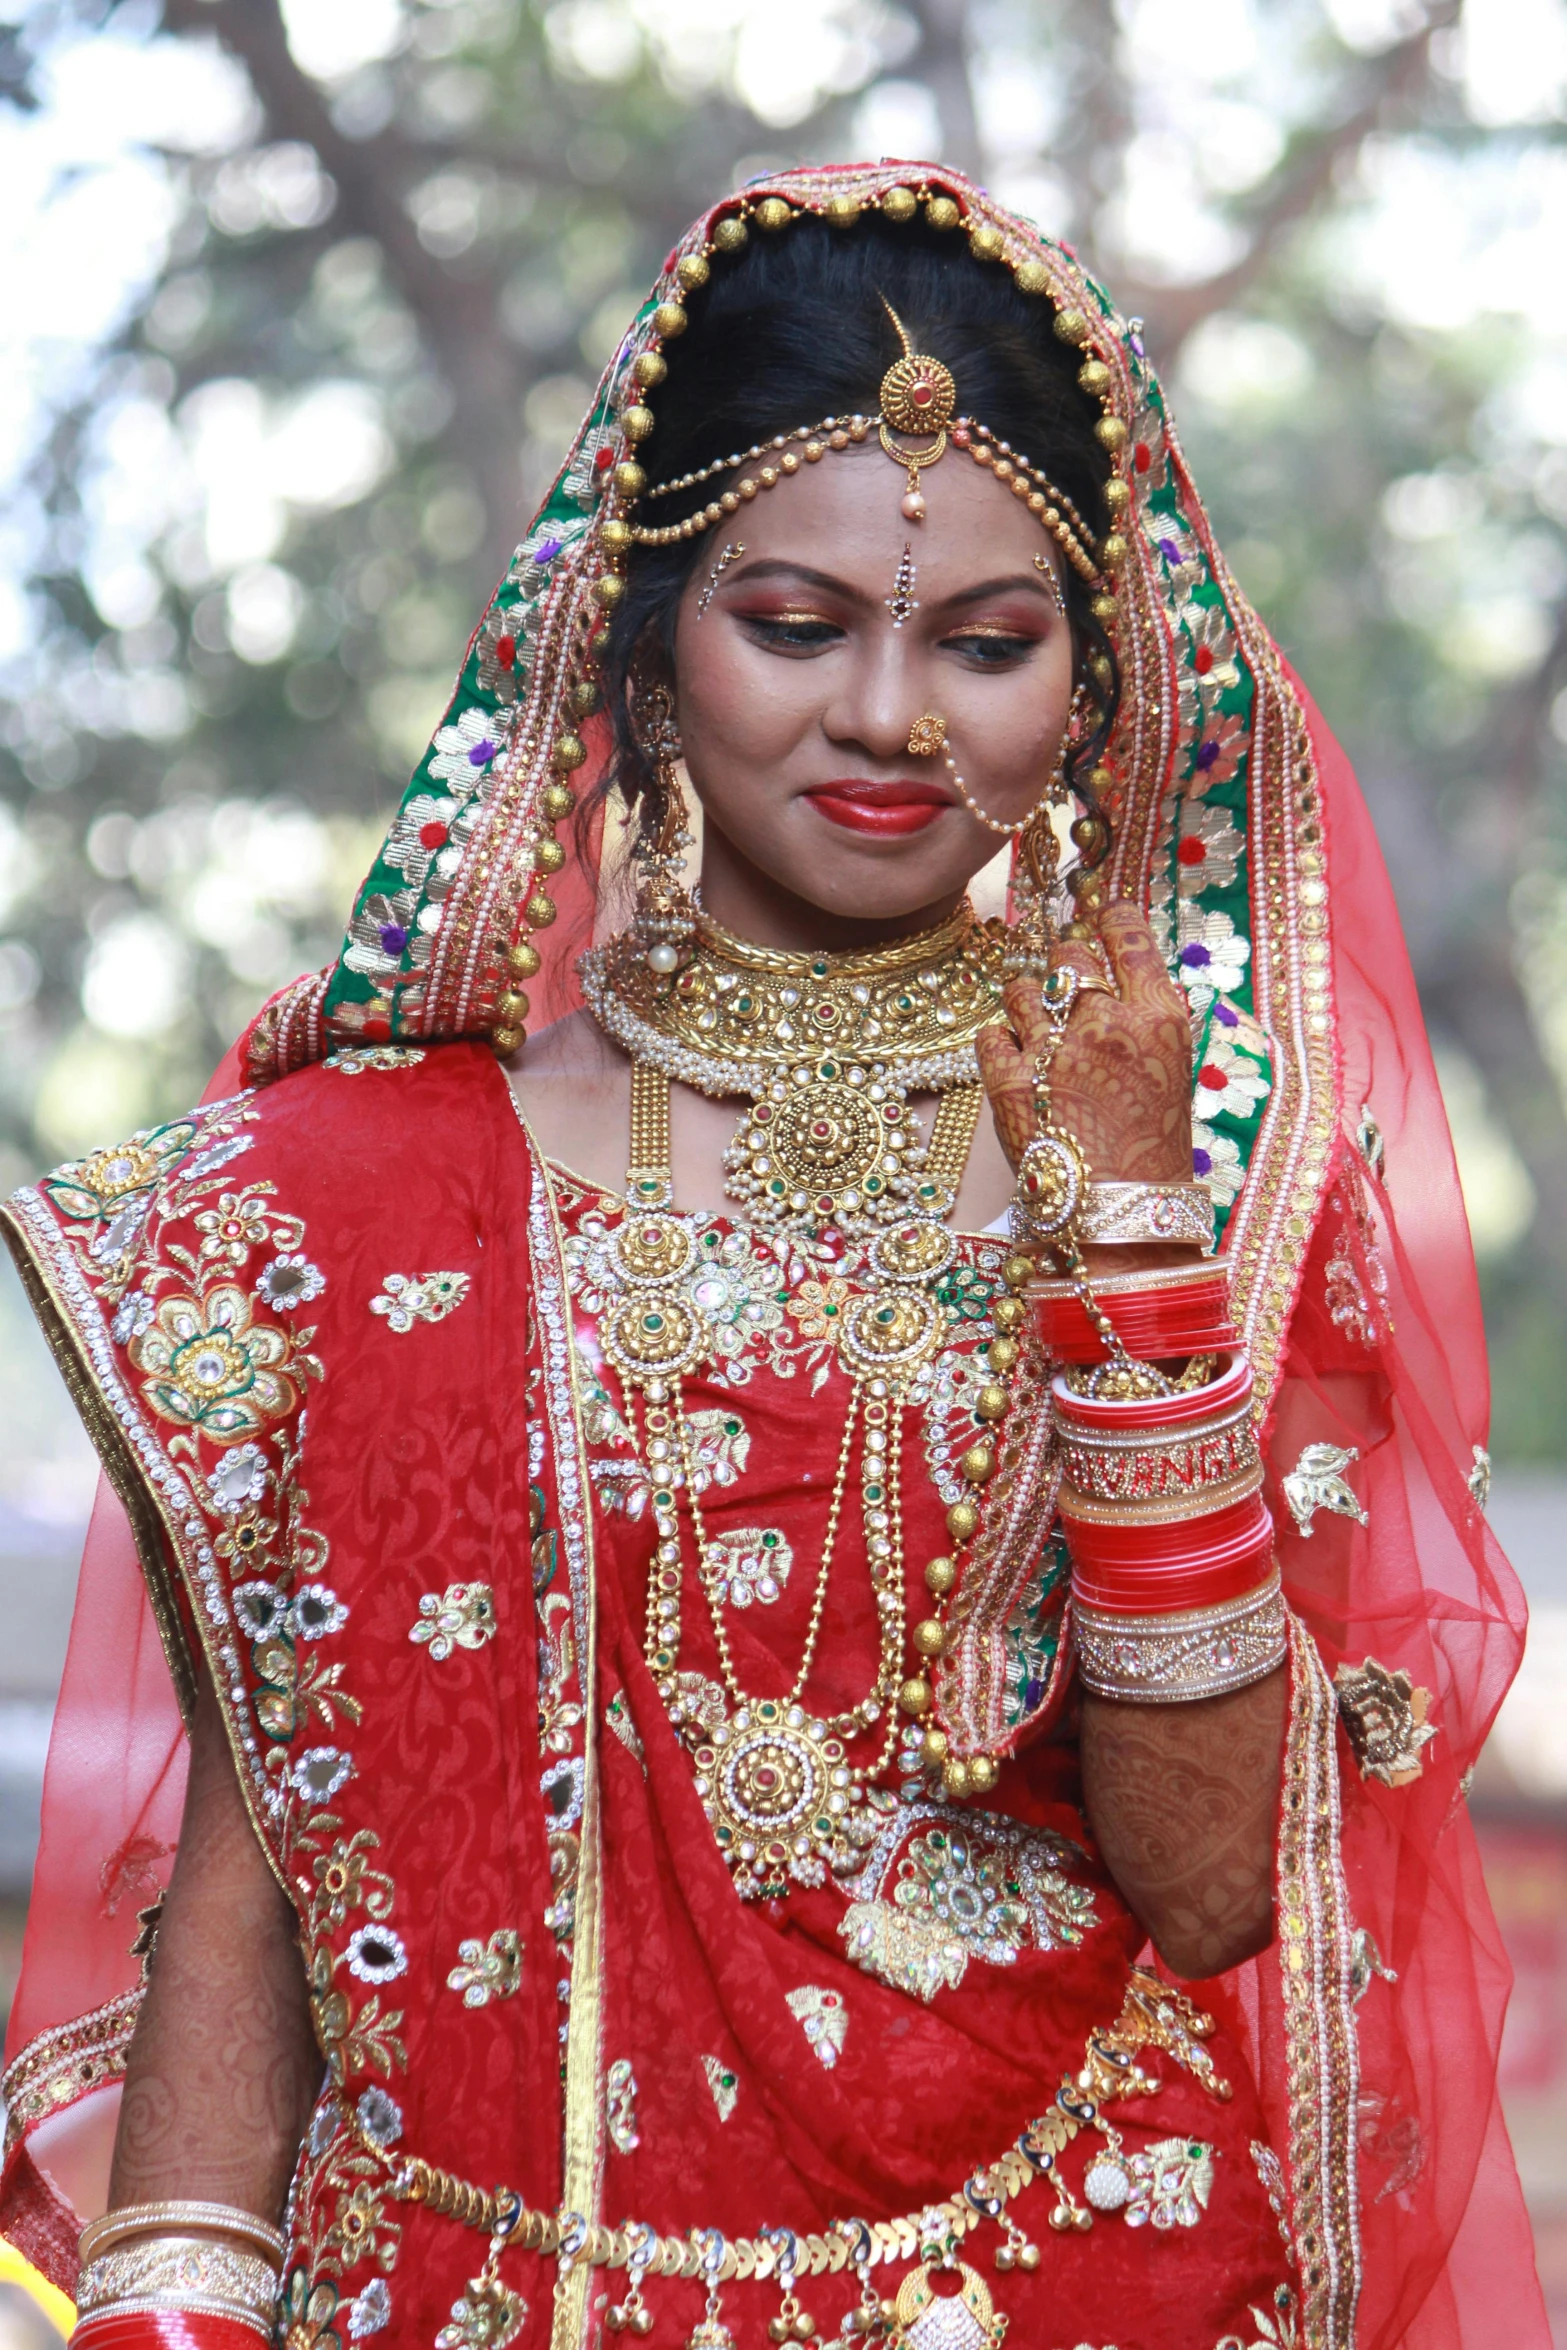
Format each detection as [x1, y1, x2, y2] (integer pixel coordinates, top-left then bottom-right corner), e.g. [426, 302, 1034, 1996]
[737, 613, 1043, 662]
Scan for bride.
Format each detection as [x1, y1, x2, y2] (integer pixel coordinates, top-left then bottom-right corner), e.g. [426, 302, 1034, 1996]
[0, 163, 1543, 2350]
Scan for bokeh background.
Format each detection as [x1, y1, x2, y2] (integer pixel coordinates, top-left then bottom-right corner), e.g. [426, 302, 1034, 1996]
[2, 0, 1567, 2333]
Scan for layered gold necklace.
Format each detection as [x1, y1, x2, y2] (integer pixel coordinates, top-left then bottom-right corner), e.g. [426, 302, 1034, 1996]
[580, 904, 1031, 1899]
[580, 903, 1005, 1236]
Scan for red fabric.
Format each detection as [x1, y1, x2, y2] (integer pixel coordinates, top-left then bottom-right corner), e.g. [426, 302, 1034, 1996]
[0, 2142, 85, 2294]
[72, 2314, 268, 2350]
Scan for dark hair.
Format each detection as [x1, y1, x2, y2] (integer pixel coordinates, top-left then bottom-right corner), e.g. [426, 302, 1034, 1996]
[594, 210, 1119, 873]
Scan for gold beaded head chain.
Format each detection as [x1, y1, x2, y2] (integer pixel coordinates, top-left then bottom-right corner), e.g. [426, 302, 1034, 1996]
[620, 236, 1110, 590]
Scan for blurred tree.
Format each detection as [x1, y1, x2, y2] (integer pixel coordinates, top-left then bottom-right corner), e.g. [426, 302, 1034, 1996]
[2, 0, 1567, 1448]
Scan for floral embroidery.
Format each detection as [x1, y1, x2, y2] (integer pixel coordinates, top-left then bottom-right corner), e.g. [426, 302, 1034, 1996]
[1194, 1031, 1271, 1121]
[132, 1285, 306, 1439]
[1174, 801, 1245, 899]
[344, 888, 430, 984]
[838, 1810, 1096, 2002]
[839, 1900, 965, 2003]
[607, 2057, 639, 2153]
[1125, 2137, 1215, 2228]
[786, 1984, 847, 2069]
[346, 2278, 391, 2339]
[409, 1583, 496, 1660]
[324, 1047, 428, 1073]
[606, 1689, 646, 1773]
[283, 2269, 344, 2350]
[1282, 1443, 1367, 1538]
[1192, 1120, 1244, 1209]
[1216, 2285, 1301, 2349]
[368, 1271, 470, 1331]
[702, 2054, 739, 2121]
[446, 1929, 523, 2007]
[707, 1525, 791, 1607]
[1333, 1659, 1437, 1787]
[1178, 907, 1253, 1014]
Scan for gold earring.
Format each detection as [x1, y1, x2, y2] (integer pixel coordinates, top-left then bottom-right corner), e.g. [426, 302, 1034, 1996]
[631, 678, 696, 974]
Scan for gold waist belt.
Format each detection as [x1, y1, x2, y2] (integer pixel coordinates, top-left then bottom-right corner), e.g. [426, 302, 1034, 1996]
[362, 1972, 1230, 2314]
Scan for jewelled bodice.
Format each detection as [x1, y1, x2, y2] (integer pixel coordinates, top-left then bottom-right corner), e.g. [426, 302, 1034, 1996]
[550, 1159, 1098, 1993]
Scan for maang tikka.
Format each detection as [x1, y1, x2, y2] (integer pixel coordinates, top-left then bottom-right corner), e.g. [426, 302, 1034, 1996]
[630, 677, 697, 974]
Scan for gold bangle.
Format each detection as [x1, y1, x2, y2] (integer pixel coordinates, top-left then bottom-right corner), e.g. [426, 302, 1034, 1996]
[1026, 1252, 1232, 1302]
[78, 2200, 285, 2266]
[75, 2238, 281, 2340]
[1077, 1180, 1216, 1254]
[1073, 1571, 1287, 1702]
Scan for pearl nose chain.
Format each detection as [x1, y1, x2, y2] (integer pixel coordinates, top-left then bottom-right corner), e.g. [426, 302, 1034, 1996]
[906, 711, 1069, 838]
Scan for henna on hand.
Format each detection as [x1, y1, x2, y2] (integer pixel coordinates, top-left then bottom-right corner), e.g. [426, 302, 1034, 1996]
[1080, 1666, 1287, 1980]
[109, 1673, 321, 2220]
[976, 902, 1195, 1185]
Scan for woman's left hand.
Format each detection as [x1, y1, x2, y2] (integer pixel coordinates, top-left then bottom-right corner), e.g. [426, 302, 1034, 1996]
[975, 901, 1194, 1186]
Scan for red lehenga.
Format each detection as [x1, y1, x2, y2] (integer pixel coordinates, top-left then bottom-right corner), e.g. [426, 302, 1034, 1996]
[0, 162, 1546, 2350]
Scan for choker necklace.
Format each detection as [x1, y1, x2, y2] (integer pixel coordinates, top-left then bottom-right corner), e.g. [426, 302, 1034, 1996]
[579, 903, 1006, 1237]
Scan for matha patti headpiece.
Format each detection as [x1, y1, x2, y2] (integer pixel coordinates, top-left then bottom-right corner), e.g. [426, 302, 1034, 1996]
[877, 298, 956, 523]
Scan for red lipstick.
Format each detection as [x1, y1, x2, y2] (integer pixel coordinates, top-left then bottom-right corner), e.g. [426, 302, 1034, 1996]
[804, 778, 951, 837]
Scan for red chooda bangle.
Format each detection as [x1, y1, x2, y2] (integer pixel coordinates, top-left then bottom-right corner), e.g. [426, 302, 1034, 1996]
[1031, 1256, 1236, 1364]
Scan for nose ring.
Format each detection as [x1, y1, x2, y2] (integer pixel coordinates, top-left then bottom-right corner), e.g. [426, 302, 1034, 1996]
[907, 713, 947, 757]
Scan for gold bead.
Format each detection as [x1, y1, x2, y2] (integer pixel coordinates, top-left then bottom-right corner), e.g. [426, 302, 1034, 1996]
[1053, 307, 1090, 345]
[1003, 1252, 1034, 1291]
[924, 1555, 956, 1596]
[759, 465, 779, 487]
[988, 1335, 1019, 1374]
[600, 518, 633, 557]
[676, 253, 710, 291]
[991, 1293, 1025, 1333]
[1018, 2245, 1041, 2273]
[755, 196, 793, 232]
[994, 2244, 1016, 2273]
[533, 837, 566, 874]
[622, 404, 655, 441]
[913, 1617, 947, 1660]
[1077, 359, 1112, 398]
[898, 1675, 933, 1717]
[719, 490, 740, 513]
[613, 461, 646, 499]
[1090, 592, 1118, 626]
[1100, 531, 1128, 571]
[1089, 653, 1113, 688]
[1012, 257, 1050, 296]
[496, 990, 529, 1023]
[1096, 415, 1128, 454]
[1103, 478, 1131, 516]
[968, 223, 1005, 263]
[492, 1024, 524, 1056]
[712, 215, 748, 253]
[824, 193, 859, 228]
[542, 782, 575, 821]
[592, 574, 626, 609]
[943, 1758, 971, 1799]
[946, 1499, 978, 1541]
[552, 733, 587, 771]
[920, 1727, 949, 1767]
[1088, 762, 1115, 795]
[925, 194, 961, 230]
[509, 941, 541, 978]
[974, 1382, 1008, 1424]
[967, 1754, 998, 1795]
[525, 891, 557, 927]
[881, 185, 917, 223]
[633, 350, 666, 388]
[961, 1444, 995, 1485]
[652, 301, 688, 340]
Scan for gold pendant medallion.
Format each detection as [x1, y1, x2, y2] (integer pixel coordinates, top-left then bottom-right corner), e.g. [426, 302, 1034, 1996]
[887, 2261, 1008, 2350]
[690, 1698, 857, 1899]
